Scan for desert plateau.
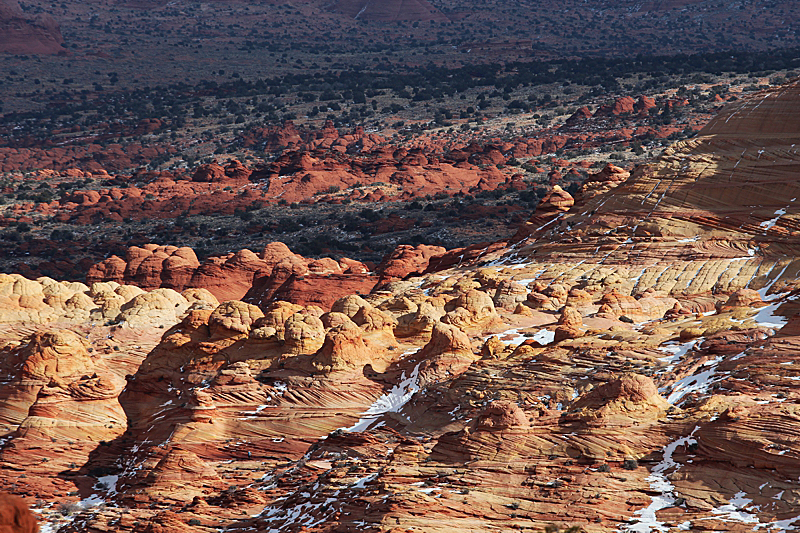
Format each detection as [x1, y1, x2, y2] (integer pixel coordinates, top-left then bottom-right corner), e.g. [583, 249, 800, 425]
[1, 1, 800, 532]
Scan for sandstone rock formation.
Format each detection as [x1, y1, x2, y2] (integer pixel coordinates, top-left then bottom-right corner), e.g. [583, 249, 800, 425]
[88, 242, 377, 308]
[5, 80, 800, 533]
[563, 373, 669, 426]
[476, 400, 530, 430]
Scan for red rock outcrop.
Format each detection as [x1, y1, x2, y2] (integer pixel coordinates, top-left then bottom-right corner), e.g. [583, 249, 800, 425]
[0, 493, 37, 533]
[578, 163, 630, 202]
[588, 93, 653, 119]
[375, 244, 447, 283]
[593, 96, 637, 117]
[476, 400, 530, 430]
[88, 242, 376, 307]
[513, 184, 574, 239]
[565, 105, 592, 125]
[312, 321, 372, 372]
[554, 306, 583, 342]
[191, 160, 252, 184]
[0, 0, 63, 54]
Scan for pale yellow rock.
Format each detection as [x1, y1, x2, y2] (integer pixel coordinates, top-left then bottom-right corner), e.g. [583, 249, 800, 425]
[284, 313, 326, 355]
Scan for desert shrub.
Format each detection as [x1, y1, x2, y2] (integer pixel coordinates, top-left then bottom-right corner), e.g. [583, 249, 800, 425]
[58, 502, 83, 516]
[622, 459, 638, 470]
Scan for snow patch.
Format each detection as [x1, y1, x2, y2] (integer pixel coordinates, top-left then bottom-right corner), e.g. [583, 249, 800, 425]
[666, 356, 724, 404]
[626, 428, 698, 533]
[761, 208, 788, 230]
[344, 363, 421, 432]
[706, 491, 759, 524]
[350, 472, 378, 489]
[657, 338, 701, 373]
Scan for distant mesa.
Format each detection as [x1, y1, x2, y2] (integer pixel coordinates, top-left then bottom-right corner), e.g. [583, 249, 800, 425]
[0, 0, 64, 55]
[328, 0, 449, 22]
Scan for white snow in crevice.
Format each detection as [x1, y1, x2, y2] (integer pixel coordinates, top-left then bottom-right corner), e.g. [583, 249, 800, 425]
[657, 338, 701, 374]
[641, 180, 662, 205]
[344, 363, 421, 433]
[758, 261, 792, 300]
[496, 328, 528, 346]
[661, 289, 795, 404]
[257, 499, 331, 532]
[250, 353, 428, 528]
[750, 294, 798, 329]
[481, 239, 529, 267]
[761, 207, 789, 231]
[514, 268, 546, 286]
[725, 251, 760, 262]
[705, 491, 759, 524]
[625, 428, 699, 533]
[666, 356, 724, 404]
[536, 213, 564, 232]
[754, 516, 800, 532]
[494, 327, 556, 347]
[38, 523, 60, 533]
[253, 465, 384, 529]
[531, 329, 556, 345]
[695, 490, 800, 531]
[74, 473, 120, 509]
[240, 382, 289, 416]
[350, 472, 378, 489]
[547, 259, 588, 287]
[748, 262, 778, 289]
[649, 180, 674, 212]
[630, 267, 648, 291]
[95, 474, 119, 496]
